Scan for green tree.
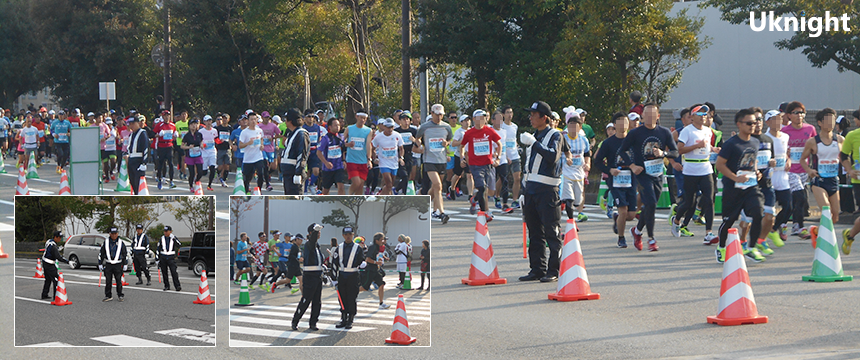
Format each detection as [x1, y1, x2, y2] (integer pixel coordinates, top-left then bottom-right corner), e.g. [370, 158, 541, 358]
[703, 0, 860, 75]
[380, 196, 429, 235]
[166, 197, 211, 234]
[311, 196, 366, 235]
[15, 197, 69, 243]
[0, 0, 44, 108]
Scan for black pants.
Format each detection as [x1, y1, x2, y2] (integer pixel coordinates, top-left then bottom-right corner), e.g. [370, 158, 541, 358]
[41, 263, 59, 299]
[678, 174, 714, 230]
[133, 252, 150, 281]
[104, 263, 123, 298]
[128, 158, 145, 194]
[242, 160, 265, 193]
[773, 189, 793, 231]
[156, 147, 174, 181]
[853, 184, 860, 213]
[719, 187, 764, 248]
[636, 173, 662, 238]
[395, 163, 411, 194]
[337, 273, 361, 319]
[187, 162, 203, 189]
[495, 163, 510, 204]
[55, 143, 70, 168]
[160, 256, 181, 289]
[293, 272, 323, 326]
[524, 188, 562, 277]
[281, 167, 301, 195]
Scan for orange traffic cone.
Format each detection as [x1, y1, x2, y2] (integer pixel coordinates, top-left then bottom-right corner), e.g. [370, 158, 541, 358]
[51, 273, 73, 306]
[707, 228, 768, 326]
[114, 273, 130, 286]
[384, 294, 417, 345]
[193, 270, 214, 304]
[16, 166, 29, 195]
[33, 258, 45, 278]
[251, 187, 262, 195]
[0, 238, 8, 258]
[58, 170, 71, 195]
[461, 211, 507, 286]
[138, 176, 150, 195]
[194, 181, 204, 195]
[549, 219, 600, 301]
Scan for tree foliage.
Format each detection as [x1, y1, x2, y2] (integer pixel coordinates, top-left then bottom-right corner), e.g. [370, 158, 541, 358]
[15, 197, 70, 243]
[380, 196, 429, 235]
[166, 197, 212, 234]
[311, 196, 366, 235]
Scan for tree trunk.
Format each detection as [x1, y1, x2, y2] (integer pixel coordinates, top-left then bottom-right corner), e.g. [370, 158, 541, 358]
[477, 78, 488, 109]
[302, 62, 312, 110]
[401, 0, 411, 111]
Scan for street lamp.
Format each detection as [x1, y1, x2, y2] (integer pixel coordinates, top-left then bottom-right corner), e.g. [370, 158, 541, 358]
[153, 0, 175, 115]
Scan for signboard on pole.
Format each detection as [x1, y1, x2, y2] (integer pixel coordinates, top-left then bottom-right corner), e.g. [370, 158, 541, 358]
[69, 127, 102, 195]
[99, 82, 116, 111]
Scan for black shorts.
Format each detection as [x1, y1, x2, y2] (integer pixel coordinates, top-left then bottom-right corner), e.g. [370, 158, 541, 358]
[423, 162, 446, 177]
[320, 168, 347, 189]
[361, 267, 386, 289]
[287, 267, 302, 279]
[811, 176, 839, 197]
[453, 156, 471, 175]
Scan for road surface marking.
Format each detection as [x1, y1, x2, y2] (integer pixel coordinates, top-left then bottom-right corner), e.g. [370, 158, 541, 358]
[91, 334, 173, 347]
[154, 328, 215, 344]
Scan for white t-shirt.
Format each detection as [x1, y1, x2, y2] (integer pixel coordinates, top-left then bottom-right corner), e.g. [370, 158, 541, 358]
[239, 127, 264, 163]
[453, 127, 467, 158]
[493, 126, 507, 165]
[678, 124, 714, 176]
[501, 122, 519, 160]
[395, 242, 410, 263]
[371, 131, 404, 170]
[200, 127, 218, 154]
[766, 130, 790, 191]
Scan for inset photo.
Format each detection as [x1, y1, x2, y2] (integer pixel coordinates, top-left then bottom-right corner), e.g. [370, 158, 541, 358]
[228, 195, 431, 346]
[14, 195, 216, 347]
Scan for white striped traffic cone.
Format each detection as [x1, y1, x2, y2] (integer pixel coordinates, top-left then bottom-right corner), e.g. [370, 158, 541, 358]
[16, 166, 29, 195]
[707, 228, 768, 326]
[115, 160, 130, 192]
[138, 176, 150, 195]
[549, 218, 599, 301]
[461, 211, 507, 286]
[194, 181, 204, 195]
[193, 270, 214, 304]
[26, 151, 39, 179]
[803, 206, 853, 282]
[51, 273, 73, 306]
[58, 170, 71, 195]
[384, 294, 417, 345]
[233, 172, 246, 195]
[251, 187, 261, 195]
[33, 258, 45, 278]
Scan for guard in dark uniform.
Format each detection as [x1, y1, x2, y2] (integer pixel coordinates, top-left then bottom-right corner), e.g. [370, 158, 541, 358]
[157, 225, 182, 291]
[335, 226, 364, 329]
[126, 115, 150, 194]
[131, 224, 152, 285]
[280, 108, 309, 195]
[98, 227, 128, 302]
[292, 223, 326, 331]
[41, 231, 69, 300]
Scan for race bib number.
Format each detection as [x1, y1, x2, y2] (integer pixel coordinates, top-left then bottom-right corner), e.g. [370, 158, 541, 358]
[162, 131, 173, 140]
[71, 123, 79, 128]
[428, 137, 445, 152]
[736, 170, 757, 189]
[380, 147, 397, 159]
[24, 132, 37, 143]
[253, 138, 260, 147]
[401, 133, 412, 145]
[695, 146, 709, 156]
[644, 159, 663, 177]
[613, 170, 632, 188]
[58, 134, 68, 142]
[506, 138, 516, 150]
[219, 132, 230, 141]
[123, 136, 130, 148]
[571, 153, 583, 167]
[263, 137, 272, 146]
[189, 147, 202, 157]
[819, 159, 838, 178]
[105, 138, 116, 150]
[351, 137, 365, 151]
[775, 155, 786, 169]
[474, 141, 490, 156]
[309, 132, 319, 144]
[757, 150, 771, 170]
[203, 140, 214, 149]
[327, 145, 342, 159]
[790, 147, 803, 162]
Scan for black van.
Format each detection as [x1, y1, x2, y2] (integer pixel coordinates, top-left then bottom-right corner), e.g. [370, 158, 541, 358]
[180, 231, 215, 276]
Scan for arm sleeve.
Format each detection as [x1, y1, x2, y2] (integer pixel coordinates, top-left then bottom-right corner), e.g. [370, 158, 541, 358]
[531, 131, 560, 160]
[663, 130, 679, 158]
[98, 244, 105, 265]
[52, 244, 68, 263]
[594, 142, 610, 175]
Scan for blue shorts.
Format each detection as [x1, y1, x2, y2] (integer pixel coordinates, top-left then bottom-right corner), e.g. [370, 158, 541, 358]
[811, 176, 839, 197]
[611, 186, 638, 209]
[446, 156, 455, 170]
[263, 151, 275, 163]
[277, 260, 288, 274]
[234, 156, 244, 167]
[307, 153, 321, 169]
[236, 260, 250, 270]
[380, 167, 397, 175]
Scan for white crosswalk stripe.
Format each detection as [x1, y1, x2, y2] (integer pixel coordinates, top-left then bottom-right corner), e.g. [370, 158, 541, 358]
[91, 334, 173, 346]
[19, 327, 215, 347]
[153, 328, 216, 344]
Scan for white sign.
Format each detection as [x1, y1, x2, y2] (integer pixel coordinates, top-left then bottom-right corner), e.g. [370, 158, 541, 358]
[99, 82, 116, 100]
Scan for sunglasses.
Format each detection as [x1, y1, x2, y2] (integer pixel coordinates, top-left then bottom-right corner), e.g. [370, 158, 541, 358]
[791, 111, 806, 115]
[449, 116, 457, 119]
[694, 111, 708, 116]
[742, 121, 756, 126]
[755, 117, 763, 121]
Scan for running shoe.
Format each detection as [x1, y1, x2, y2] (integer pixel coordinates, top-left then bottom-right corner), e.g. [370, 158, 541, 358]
[743, 247, 765, 262]
[791, 223, 803, 236]
[266, 185, 273, 192]
[379, 303, 391, 309]
[648, 239, 659, 252]
[271, 283, 277, 293]
[671, 220, 681, 238]
[756, 241, 774, 256]
[667, 204, 677, 225]
[703, 232, 718, 245]
[511, 200, 521, 209]
[679, 227, 694, 237]
[431, 211, 441, 219]
[291, 288, 300, 294]
[247, 284, 255, 290]
[260, 283, 270, 292]
[779, 224, 788, 241]
[495, 197, 502, 209]
[576, 212, 588, 222]
[842, 228, 854, 255]
[605, 204, 614, 219]
[599, 196, 607, 211]
[612, 212, 619, 234]
[233, 280, 240, 285]
[207, 186, 214, 191]
[768, 231, 784, 248]
[693, 215, 706, 227]
[111, 174, 116, 181]
[502, 206, 514, 214]
[220, 179, 227, 187]
[469, 196, 477, 215]
[631, 227, 643, 251]
[169, 181, 176, 189]
[716, 247, 726, 263]
[157, 179, 163, 190]
[799, 227, 811, 240]
[617, 237, 627, 248]
[441, 213, 450, 224]
[809, 225, 818, 248]
[485, 212, 494, 223]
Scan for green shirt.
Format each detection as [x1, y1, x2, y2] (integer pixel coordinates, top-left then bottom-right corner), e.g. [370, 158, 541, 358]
[175, 120, 189, 145]
[278, 122, 288, 148]
[842, 128, 860, 183]
[582, 124, 595, 140]
[268, 239, 279, 262]
[447, 124, 461, 156]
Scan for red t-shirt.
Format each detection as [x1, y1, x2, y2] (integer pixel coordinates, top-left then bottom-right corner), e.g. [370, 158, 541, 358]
[153, 122, 177, 148]
[32, 121, 46, 142]
[461, 126, 501, 166]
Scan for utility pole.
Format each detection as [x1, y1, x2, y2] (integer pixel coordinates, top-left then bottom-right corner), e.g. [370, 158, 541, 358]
[401, 0, 412, 111]
[163, 3, 172, 114]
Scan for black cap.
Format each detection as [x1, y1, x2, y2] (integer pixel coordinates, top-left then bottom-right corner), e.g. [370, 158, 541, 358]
[778, 102, 789, 112]
[163, 225, 172, 232]
[135, 224, 143, 229]
[53, 231, 63, 238]
[188, 118, 199, 124]
[109, 227, 118, 233]
[308, 223, 322, 234]
[524, 101, 552, 117]
[126, 116, 139, 123]
[343, 226, 354, 234]
[283, 232, 292, 239]
[286, 108, 303, 123]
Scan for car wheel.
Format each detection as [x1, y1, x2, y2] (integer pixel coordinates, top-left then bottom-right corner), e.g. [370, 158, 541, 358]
[69, 255, 80, 269]
[193, 259, 206, 277]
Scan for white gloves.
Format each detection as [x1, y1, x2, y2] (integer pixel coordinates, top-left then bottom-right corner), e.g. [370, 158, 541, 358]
[155, 261, 160, 268]
[123, 265, 128, 272]
[293, 175, 302, 185]
[313, 224, 323, 232]
[137, 164, 146, 171]
[520, 133, 537, 146]
[99, 265, 104, 271]
[331, 280, 338, 287]
[359, 261, 367, 269]
[518, 195, 525, 205]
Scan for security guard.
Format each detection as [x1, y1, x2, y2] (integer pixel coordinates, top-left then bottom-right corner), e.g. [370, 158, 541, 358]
[98, 227, 128, 302]
[335, 226, 364, 329]
[41, 231, 69, 300]
[280, 108, 309, 195]
[519, 101, 564, 283]
[157, 225, 182, 291]
[292, 223, 325, 331]
[126, 115, 150, 194]
[131, 224, 152, 285]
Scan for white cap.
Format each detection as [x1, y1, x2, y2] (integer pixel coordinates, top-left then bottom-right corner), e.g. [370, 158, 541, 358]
[203, 115, 213, 121]
[48, 110, 55, 115]
[431, 103, 445, 115]
[377, 118, 386, 125]
[105, 118, 113, 124]
[87, 112, 95, 117]
[383, 118, 396, 128]
[627, 112, 641, 121]
[551, 111, 560, 121]
[74, 108, 81, 114]
[272, 115, 282, 124]
[575, 108, 587, 116]
[458, 114, 470, 122]
[837, 115, 845, 124]
[606, 123, 615, 129]
[472, 109, 486, 118]
[245, 109, 254, 115]
[764, 110, 781, 122]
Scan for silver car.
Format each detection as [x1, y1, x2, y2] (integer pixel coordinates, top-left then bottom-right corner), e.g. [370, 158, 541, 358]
[62, 234, 156, 270]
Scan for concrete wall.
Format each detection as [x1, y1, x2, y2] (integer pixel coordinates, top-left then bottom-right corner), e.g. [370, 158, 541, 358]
[665, 3, 860, 111]
[231, 197, 432, 248]
[64, 201, 198, 241]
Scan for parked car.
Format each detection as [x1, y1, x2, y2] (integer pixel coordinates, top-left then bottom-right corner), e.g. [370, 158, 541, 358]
[62, 234, 156, 271]
[179, 231, 214, 276]
[314, 101, 337, 123]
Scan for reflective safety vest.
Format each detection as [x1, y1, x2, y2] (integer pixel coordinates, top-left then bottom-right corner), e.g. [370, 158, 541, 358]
[160, 235, 176, 256]
[42, 240, 57, 264]
[103, 240, 123, 264]
[133, 233, 148, 251]
[338, 243, 360, 273]
[304, 245, 325, 272]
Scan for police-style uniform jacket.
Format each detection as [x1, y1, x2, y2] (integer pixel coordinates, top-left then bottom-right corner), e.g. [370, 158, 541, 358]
[98, 238, 128, 266]
[157, 234, 182, 259]
[337, 241, 365, 279]
[128, 127, 150, 162]
[523, 127, 563, 192]
[132, 232, 150, 255]
[303, 233, 325, 275]
[280, 127, 310, 174]
[42, 239, 67, 266]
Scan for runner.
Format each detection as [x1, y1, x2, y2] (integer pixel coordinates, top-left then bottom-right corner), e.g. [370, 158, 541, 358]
[782, 101, 816, 239]
[491, 110, 514, 213]
[594, 112, 636, 248]
[215, 114, 233, 187]
[561, 111, 590, 222]
[239, 113, 266, 192]
[317, 118, 347, 195]
[450, 115, 472, 201]
[765, 109, 791, 246]
[101, 117, 118, 182]
[344, 110, 373, 195]
[394, 112, 418, 194]
[154, 110, 178, 189]
[415, 104, 454, 224]
[672, 104, 717, 243]
[180, 118, 204, 191]
[800, 108, 843, 225]
[250, 232, 271, 291]
[445, 111, 461, 199]
[840, 110, 860, 256]
[259, 111, 280, 191]
[501, 105, 522, 209]
[174, 111, 189, 180]
[370, 118, 404, 195]
[230, 115, 248, 174]
[199, 115, 219, 191]
[459, 109, 502, 219]
[303, 111, 325, 194]
[50, 110, 71, 174]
